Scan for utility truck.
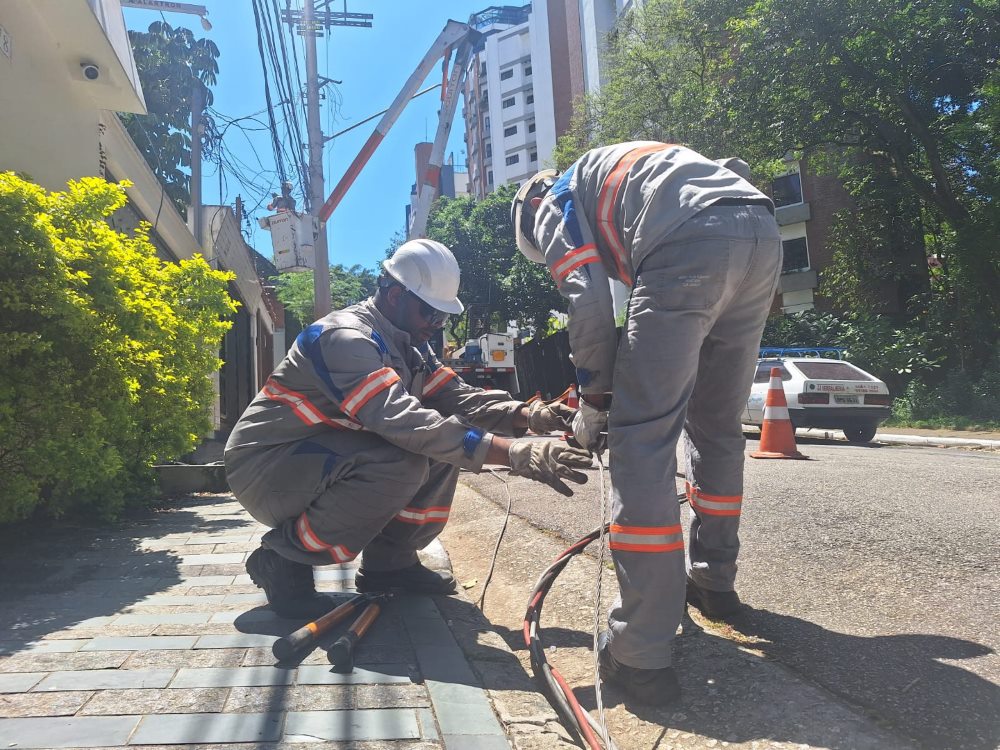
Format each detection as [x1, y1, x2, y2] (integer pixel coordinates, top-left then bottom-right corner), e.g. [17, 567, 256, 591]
[442, 332, 520, 394]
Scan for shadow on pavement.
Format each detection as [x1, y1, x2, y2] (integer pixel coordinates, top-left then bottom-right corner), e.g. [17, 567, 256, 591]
[0, 496, 242, 654]
[725, 606, 999, 750]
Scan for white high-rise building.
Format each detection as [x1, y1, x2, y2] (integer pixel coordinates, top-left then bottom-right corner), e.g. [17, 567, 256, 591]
[462, 3, 583, 198]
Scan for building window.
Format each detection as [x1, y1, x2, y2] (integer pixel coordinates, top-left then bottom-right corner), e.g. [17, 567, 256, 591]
[487, 170, 494, 185]
[500, 68, 514, 81]
[503, 125, 518, 137]
[530, 151, 537, 162]
[506, 154, 520, 166]
[526, 94, 534, 105]
[524, 65, 532, 76]
[484, 116, 490, 132]
[485, 142, 492, 158]
[528, 121, 536, 133]
[480, 62, 487, 76]
[782, 236, 810, 273]
[502, 96, 515, 108]
[773, 172, 803, 207]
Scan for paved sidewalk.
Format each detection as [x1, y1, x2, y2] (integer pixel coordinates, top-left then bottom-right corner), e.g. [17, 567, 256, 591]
[0, 495, 513, 749]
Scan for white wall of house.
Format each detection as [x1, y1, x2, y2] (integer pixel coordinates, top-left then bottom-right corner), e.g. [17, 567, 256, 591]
[0, 0, 145, 191]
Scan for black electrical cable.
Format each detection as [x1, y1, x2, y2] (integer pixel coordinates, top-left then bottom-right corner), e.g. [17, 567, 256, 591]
[251, 0, 289, 184]
[523, 473, 688, 749]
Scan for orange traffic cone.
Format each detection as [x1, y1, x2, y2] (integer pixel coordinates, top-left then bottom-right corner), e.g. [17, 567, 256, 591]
[566, 384, 579, 409]
[750, 368, 808, 459]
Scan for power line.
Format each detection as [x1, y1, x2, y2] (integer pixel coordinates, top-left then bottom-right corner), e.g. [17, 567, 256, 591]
[251, 0, 289, 184]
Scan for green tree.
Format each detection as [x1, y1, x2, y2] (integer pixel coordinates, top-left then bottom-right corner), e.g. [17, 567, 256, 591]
[0, 173, 236, 523]
[711, 0, 1000, 354]
[425, 189, 564, 338]
[119, 21, 220, 216]
[274, 265, 379, 324]
[554, 0, 734, 168]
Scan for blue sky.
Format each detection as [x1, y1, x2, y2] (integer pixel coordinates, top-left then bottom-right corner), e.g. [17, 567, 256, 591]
[122, 0, 491, 270]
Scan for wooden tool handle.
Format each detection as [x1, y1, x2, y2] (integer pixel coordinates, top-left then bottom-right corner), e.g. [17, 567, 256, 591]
[327, 600, 383, 672]
[272, 593, 367, 661]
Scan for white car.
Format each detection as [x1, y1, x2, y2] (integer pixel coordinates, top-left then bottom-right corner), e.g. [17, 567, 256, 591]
[744, 348, 892, 443]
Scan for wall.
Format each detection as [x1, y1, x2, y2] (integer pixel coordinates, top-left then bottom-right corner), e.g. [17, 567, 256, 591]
[0, 1, 144, 191]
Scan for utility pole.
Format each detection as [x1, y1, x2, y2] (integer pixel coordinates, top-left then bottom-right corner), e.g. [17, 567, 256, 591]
[302, 0, 331, 317]
[190, 83, 204, 248]
[284, 1, 373, 318]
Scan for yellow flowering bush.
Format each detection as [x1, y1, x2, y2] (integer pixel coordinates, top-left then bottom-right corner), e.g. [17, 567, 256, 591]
[0, 173, 237, 521]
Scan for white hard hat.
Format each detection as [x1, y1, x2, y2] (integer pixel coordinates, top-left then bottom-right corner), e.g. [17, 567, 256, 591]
[382, 239, 464, 315]
[510, 169, 559, 263]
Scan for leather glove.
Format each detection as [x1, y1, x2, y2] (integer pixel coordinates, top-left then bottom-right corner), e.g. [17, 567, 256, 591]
[508, 440, 591, 497]
[571, 400, 608, 453]
[525, 400, 575, 434]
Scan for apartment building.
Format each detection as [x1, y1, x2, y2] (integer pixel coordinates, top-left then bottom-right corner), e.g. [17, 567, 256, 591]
[462, 2, 584, 197]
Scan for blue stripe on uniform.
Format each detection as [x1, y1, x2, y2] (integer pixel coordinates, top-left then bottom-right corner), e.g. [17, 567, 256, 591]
[463, 428, 485, 457]
[371, 330, 389, 355]
[551, 164, 585, 249]
[296, 325, 343, 400]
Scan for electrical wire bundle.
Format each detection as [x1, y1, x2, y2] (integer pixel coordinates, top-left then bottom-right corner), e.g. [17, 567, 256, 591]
[523, 525, 617, 750]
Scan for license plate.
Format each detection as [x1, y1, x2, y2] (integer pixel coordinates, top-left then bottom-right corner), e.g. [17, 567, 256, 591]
[834, 395, 859, 404]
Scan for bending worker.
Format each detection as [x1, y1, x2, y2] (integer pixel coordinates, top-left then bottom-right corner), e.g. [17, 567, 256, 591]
[511, 142, 782, 705]
[225, 239, 589, 619]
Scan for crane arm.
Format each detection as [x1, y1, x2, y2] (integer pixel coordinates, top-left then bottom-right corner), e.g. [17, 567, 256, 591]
[318, 20, 481, 225]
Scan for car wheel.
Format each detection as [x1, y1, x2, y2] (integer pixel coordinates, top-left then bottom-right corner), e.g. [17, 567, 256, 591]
[843, 425, 877, 443]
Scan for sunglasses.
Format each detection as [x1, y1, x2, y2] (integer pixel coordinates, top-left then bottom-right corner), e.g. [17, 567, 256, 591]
[406, 290, 450, 327]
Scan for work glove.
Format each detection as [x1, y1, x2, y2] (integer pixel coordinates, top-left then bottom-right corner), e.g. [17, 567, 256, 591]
[508, 440, 591, 497]
[571, 400, 608, 453]
[525, 400, 576, 434]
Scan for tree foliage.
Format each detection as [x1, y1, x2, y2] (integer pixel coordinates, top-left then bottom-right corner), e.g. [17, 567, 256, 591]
[273, 265, 379, 324]
[425, 188, 564, 339]
[119, 22, 220, 216]
[0, 174, 236, 523]
[561, 0, 999, 408]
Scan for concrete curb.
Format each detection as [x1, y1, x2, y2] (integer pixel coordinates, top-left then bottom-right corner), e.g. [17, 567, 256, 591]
[797, 428, 1000, 449]
[427, 545, 575, 749]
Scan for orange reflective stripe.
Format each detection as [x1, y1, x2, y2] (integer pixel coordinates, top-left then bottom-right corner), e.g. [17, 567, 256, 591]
[551, 244, 601, 283]
[686, 482, 743, 517]
[596, 144, 672, 286]
[609, 523, 684, 552]
[263, 378, 362, 431]
[296, 514, 327, 553]
[342, 367, 400, 417]
[394, 505, 451, 525]
[295, 514, 357, 562]
[423, 367, 457, 399]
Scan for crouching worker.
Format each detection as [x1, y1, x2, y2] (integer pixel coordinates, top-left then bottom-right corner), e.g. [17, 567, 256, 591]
[225, 239, 589, 618]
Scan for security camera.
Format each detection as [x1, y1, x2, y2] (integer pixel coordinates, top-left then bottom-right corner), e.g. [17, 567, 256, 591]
[80, 63, 100, 81]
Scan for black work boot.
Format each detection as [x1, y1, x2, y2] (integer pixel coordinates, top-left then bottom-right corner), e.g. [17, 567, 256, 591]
[246, 547, 336, 619]
[686, 577, 742, 619]
[355, 561, 456, 595]
[597, 631, 681, 705]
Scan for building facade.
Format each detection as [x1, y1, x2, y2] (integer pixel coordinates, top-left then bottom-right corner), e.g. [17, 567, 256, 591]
[0, 0, 282, 441]
[462, 2, 584, 198]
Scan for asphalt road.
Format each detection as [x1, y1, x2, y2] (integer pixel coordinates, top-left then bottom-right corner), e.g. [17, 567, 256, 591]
[462, 436, 1000, 750]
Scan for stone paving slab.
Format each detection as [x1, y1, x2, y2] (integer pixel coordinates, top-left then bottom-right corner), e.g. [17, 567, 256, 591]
[0, 689, 95, 717]
[35, 669, 176, 691]
[284, 708, 422, 741]
[0, 716, 140, 747]
[0, 671, 45, 692]
[0, 497, 515, 749]
[78, 687, 230, 716]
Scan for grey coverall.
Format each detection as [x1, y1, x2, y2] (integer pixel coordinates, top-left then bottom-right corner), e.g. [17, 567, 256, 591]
[224, 299, 524, 572]
[532, 142, 782, 668]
